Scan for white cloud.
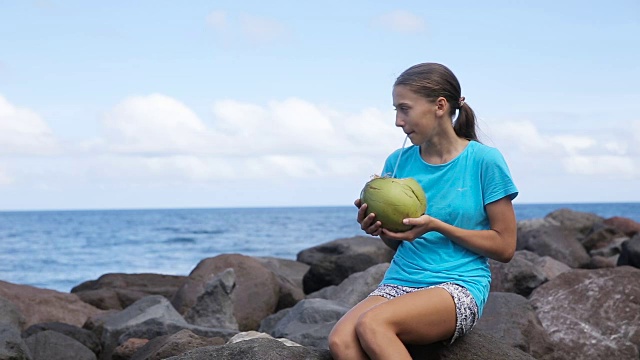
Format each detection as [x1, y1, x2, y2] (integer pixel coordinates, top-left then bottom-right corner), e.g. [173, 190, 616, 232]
[563, 155, 638, 177]
[0, 166, 13, 186]
[239, 14, 288, 44]
[206, 11, 288, 45]
[0, 95, 59, 155]
[374, 10, 426, 34]
[484, 119, 638, 179]
[102, 94, 215, 154]
[206, 10, 227, 31]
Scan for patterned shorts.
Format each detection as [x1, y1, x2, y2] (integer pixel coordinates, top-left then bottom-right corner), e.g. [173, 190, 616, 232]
[368, 282, 478, 344]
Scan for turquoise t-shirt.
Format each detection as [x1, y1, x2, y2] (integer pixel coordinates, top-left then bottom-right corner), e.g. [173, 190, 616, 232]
[379, 140, 518, 316]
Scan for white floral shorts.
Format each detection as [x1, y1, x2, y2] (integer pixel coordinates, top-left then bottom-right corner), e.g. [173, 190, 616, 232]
[368, 282, 478, 344]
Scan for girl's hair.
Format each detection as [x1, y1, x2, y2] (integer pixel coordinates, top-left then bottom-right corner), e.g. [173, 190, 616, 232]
[394, 63, 478, 141]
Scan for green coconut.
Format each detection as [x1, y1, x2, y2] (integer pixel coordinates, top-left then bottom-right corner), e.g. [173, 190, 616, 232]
[360, 176, 427, 232]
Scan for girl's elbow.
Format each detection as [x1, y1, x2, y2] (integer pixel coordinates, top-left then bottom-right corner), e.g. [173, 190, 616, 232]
[497, 247, 515, 263]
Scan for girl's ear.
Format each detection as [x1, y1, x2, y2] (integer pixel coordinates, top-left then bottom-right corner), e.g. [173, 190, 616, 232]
[435, 97, 448, 115]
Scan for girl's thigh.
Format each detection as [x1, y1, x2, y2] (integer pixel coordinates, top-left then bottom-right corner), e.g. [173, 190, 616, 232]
[362, 287, 457, 344]
[330, 295, 388, 335]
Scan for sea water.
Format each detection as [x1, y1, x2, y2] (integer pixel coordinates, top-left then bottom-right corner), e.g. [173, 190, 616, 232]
[0, 203, 638, 292]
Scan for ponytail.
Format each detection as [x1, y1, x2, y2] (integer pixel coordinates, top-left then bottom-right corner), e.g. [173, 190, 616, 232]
[453, 103, 479, 142]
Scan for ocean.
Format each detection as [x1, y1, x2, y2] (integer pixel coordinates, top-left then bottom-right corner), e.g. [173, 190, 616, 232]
[1, 203, 639, 293]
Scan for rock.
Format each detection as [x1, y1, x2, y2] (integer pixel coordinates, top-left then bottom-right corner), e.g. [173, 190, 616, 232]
[581, 224, 628, 252]
[71, 273, 188, 311]
[544, 208, 603, 237]
[172, 254, 280, 331]
[259, 298, 349, 349]
[0, 323, 32, 360]
[113, 338, 148, 360]
[96, 295, 187, 359]
[617, 234, 640, 268]
[516, 219, 590, 268]
[603, 216, 640, 237]
[307, 263, 389, 307]
[227, 331, 300, 347]
[164, 337, 332, 360]
[475, 292, 554, 358]
[21, 322, 101, 356]
[0, 296, 26, 331]
[407, 328, 535, 359]
[24, 330, 96, 360]
[529, 266, 640, 360]
[297, 236, 394, 294]
[489, 251, 546, 297]
[184, 268, 238, 330]
[0, 280, 104, 329]
[130, 329, 224, 360]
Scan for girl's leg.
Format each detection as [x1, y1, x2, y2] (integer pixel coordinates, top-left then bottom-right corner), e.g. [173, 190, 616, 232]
[355, 287, 457, 360]
[328, 295, 388, 360]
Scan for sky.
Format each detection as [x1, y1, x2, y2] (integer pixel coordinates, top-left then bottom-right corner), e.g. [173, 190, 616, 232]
[0, 0, 639, 211]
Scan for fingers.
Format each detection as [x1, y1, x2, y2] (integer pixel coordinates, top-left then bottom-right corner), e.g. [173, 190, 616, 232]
[356, 202, 382, 236]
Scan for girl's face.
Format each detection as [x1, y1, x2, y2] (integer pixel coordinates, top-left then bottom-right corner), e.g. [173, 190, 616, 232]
[392, 85, 439, 145]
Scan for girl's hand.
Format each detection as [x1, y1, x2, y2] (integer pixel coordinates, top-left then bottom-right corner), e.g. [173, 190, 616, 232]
[381, 215, 435, 241]
[354, 199, 383, 237]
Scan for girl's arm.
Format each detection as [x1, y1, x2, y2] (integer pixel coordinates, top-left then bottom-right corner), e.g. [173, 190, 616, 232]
[381, 196, 517, 263]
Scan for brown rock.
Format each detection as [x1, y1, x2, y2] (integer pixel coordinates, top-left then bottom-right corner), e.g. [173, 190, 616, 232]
[113, 338, 149, 360]
[603, 216, 640, 237]
[0, 280, 104, 329]
[172, 254, 280, 331]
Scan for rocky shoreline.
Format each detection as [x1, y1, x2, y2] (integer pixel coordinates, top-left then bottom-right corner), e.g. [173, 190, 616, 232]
[1, 208, 639, 360]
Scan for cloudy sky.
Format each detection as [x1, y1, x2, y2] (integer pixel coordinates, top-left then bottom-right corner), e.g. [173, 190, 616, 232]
[0, 1, 638, 211]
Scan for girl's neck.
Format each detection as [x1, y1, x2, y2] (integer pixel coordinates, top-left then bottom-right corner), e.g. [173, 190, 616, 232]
[419, 129, 469, 165]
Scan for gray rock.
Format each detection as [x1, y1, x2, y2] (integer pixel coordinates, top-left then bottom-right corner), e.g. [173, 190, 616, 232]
[97, 295, 190, 359]
[260, 298, 349, 348]
[0, 296, 25, 332]
[0, 323, 32, 360]
[25, 330, 95, 360]
[130, 329, 224, 360]
[172, 254, 280, 331]
[307, 263, 389, 307]
[21, 322, 101, 356]
[184, 268, 238, 330]
[164, 337, 332, 360]
[544, 208, 603, 237]
[407, 329, 535, 359]
[71, 273, 188, 311]
[530, 266, 640, 360]
[475, 292, 554, 358]
[490, 251, 547, 297]
[297, 236, 394, 294]
[617, 233, 640, 268]
[517, 218, 590, 268]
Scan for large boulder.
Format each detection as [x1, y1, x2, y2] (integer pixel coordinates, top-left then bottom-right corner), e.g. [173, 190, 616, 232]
[259, 298, 349, 349]
[407, 329, 535, 359]
[297, 236, 394, 294]
[0, 296, 26, 331]
[183, 269, 238, 330]
[516, 218, 590, 268]
[0, 323, 32, 360]
[489, 251, 547, 297]
[475, 292, 554, 358]
[22, 322, 101, 356]
[529, 266, 640, 360]
[24, 330, 96, 360]
[603, 216, 640, 237]
[306, 263, 389, 307]
[71, 273, 188, 311]
[0, 281, 103, 329]
[164, 337, 332, 360]
[172, 254, 281, 331]
[544, 208, 603, 238]
[130, 329, 225, 360]
[617, 233, 640, 268]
